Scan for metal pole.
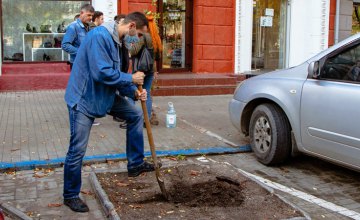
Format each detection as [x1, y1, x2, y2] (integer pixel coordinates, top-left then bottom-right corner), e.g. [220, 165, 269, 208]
[335, 0, 340, 44]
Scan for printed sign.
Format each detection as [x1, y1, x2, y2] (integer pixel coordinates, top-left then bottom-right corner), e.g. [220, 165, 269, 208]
[265, 8, 274, 17]
[260, 16, 273, 27]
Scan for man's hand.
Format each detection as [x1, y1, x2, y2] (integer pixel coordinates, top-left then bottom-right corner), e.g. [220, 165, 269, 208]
[132, 71, 145, 85]
[135, 89, 147, 101]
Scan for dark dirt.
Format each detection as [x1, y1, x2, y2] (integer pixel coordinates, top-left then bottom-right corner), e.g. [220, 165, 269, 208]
[97, 163, 304, 220]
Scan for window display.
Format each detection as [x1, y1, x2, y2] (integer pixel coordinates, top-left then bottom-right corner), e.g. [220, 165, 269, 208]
[1, 0, 90, 62]
[160, 0, 187, 69]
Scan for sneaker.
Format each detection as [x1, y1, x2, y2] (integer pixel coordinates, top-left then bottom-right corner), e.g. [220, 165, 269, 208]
[64, 198, 89, 213]
[92, 121, 100, 126]
[128, 161, 162, 177]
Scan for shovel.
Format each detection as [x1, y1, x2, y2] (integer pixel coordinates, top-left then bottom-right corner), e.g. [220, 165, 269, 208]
[138, 85, 169, 200]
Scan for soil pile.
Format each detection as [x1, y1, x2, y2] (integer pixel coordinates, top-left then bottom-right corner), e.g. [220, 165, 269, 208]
[97, 163, 303, 220]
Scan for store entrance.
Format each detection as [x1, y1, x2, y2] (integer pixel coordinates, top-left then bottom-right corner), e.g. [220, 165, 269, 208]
[252, 0, 288, 71]
[158, 0, 192, 72]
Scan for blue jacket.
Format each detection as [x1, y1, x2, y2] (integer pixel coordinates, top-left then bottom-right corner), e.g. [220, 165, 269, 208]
[61, 18, 88, 63]
[65, 21, 137, 118]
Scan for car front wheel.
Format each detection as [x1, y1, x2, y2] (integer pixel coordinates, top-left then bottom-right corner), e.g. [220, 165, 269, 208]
[249, 103, 291, 165]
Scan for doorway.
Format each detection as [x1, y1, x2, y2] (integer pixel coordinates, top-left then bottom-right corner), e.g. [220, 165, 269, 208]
[252, 0, 288, 71]
[158, 0, 192, 72]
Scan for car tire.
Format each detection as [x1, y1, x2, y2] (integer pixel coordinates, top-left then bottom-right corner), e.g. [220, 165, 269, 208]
[249, 103, 291, 165]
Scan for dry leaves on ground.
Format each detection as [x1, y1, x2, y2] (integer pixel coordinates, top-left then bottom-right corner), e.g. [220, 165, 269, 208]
[48, 203, 62, 207]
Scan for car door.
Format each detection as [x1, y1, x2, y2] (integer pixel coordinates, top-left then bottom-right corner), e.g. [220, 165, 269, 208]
[301, 42, 360, 168]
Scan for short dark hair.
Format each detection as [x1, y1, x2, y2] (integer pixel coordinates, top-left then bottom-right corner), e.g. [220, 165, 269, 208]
[114, 14, 126, 22]
[92, 11, 103, 22]
[81, 4, 95, 13]
[123, 12, 148, 29]
[74, 14, 80, 20]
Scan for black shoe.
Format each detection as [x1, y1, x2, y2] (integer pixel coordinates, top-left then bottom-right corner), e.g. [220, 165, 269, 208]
[128, 161, 162, 177]
[113, 116, 124, 122]
[64, 198, 89, 213]
[119, 121, 127, 129]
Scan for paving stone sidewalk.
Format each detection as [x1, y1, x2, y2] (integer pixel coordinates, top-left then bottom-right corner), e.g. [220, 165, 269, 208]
[0, 91, 246, 167]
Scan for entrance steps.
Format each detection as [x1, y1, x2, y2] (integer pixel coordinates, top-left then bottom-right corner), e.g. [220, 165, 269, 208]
[0, 64, 245, 95]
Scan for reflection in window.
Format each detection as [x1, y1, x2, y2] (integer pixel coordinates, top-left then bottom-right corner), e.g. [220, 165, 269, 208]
[162, 0, 186, 69]
[2, 0, 89, 62]
[322, 44, 360, 82]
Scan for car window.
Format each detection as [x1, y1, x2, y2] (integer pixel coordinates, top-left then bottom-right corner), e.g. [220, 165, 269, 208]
[321, 43, 360, 82]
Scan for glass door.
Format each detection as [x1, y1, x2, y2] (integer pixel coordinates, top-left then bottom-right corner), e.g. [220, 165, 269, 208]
[158, 0, 192, 72]
[252, 0, 288, 71]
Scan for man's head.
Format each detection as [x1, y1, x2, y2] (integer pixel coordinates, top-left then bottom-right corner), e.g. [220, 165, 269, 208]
[92, 11, 104, 26]
[118, 12, 148, 38]
[79, 4, 94, 23]
[114, 14, 126, 23]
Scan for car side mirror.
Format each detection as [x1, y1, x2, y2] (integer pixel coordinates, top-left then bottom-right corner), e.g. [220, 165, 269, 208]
[308, 61, 320, 79]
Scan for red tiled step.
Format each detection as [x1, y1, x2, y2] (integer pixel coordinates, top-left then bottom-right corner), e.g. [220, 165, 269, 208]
[152, 85, 238, 96]
[0, 73, 69, 91]
[2, 63, 70, 74]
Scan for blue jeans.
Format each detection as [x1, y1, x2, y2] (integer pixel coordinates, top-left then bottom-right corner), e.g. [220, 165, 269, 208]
[130, 73, 154, 118]
[63, 98, 145, 199]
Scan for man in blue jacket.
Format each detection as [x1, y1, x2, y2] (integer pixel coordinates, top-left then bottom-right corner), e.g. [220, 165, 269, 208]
[63, 12, 152, 213]
[61, 4, 94, 70]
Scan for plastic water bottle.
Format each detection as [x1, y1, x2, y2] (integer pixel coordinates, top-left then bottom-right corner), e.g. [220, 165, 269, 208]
[166, 102, 176, 128]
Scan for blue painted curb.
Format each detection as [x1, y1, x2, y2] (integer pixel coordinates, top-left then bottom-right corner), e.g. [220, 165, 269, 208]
[0, 145, 251, 171]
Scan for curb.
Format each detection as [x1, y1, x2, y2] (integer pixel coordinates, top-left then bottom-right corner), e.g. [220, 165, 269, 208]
[0, 145, 251, 171]
[211, 160, 311, 220]
[0, 202, 32, 220]
[89, 172, 121, 220]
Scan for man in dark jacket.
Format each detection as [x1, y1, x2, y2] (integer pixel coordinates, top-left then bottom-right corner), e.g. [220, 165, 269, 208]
[63, 12, 153, 213]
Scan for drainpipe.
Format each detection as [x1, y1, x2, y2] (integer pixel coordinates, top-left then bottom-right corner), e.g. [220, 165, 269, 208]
[334, 0, 340, 44]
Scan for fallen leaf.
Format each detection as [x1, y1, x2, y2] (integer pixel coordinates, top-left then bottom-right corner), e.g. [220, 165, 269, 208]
[129, 204, 142, 209]
[169, 157, 177, 161]
[11, 148, 20, 152]
[33, 173, 46, 178]
[99, 134, 106, 138]
[190, 170, 200, 176]
[166, 211, 174, 214]
[116, 182, 129, 187]
[107, 160, 114, 165]
[81, 190, 94, 195]
[48, 203, 62, 207]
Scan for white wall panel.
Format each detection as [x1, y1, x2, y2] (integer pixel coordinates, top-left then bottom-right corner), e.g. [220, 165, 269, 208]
[92, 0, 117, 22]
[288, 0, 329, 67]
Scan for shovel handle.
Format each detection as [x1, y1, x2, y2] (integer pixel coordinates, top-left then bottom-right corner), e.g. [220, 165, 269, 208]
[137, 85, 159, 168]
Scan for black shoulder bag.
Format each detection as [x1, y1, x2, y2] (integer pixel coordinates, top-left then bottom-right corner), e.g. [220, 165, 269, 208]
[133, 37, 154, 73]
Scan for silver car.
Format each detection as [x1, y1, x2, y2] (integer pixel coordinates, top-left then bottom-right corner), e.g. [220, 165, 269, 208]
[229, 33, 360, 171]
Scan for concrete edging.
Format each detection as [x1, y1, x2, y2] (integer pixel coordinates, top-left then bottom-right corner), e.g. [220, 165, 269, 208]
[89, 172, 121, 220]
[0, 202, 33, 220]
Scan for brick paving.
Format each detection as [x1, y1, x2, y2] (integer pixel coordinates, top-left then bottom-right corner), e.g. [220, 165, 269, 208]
[0, 91, 230, 165]
[0, 91, 359, 219]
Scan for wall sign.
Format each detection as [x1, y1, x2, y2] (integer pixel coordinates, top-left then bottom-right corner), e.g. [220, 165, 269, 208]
[265, 8, 274, 17]
[260, 16, 273, 27]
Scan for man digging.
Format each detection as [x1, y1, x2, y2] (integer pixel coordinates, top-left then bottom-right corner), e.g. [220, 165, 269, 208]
[63, 12, 158, 213]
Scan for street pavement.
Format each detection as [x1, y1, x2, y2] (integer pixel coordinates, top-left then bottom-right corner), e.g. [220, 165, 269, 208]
[0, 91, 359, 219]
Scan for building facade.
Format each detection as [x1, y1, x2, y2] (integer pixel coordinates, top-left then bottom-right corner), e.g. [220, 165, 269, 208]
[0, 0, 337, 80]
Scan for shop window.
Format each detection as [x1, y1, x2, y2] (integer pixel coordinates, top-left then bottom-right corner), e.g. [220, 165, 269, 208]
[158, 0, 192, 72]
[1, 0, 90, 62]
